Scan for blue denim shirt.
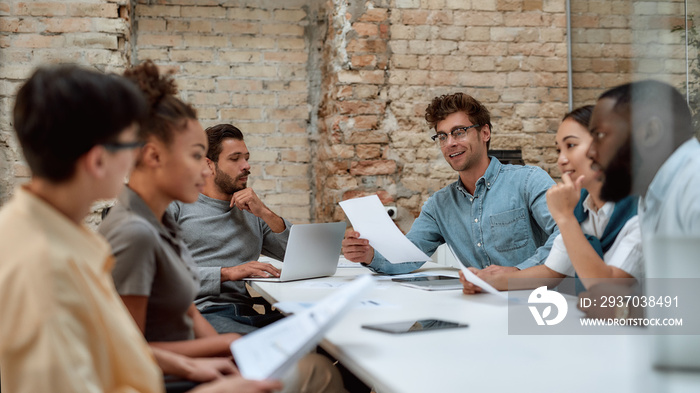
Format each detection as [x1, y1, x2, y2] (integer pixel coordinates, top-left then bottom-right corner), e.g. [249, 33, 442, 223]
[367, 157, 559, 274]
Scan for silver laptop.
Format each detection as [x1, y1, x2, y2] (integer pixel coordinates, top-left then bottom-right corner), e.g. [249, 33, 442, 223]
[244, 222, 346, 282]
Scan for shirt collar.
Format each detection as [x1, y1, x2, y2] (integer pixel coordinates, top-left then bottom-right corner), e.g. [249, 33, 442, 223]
[481, 156, 502, 190]
[582, 194, 614, 218]
[197, 192, 233, 210]
[455, 156, 502, 195]
[17, 186, 113, 273]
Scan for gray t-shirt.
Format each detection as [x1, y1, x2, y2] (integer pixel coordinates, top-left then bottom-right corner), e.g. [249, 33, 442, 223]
[99, 187, 200, 342]
[168, 194, 291, 310]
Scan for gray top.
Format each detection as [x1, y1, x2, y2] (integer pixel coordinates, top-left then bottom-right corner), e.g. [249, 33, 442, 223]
[168, 193, 291, 310]
[99, 187, 200, 342]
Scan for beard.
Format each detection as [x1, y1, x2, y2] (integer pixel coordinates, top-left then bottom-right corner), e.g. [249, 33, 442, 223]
[214, 165, 249, 195]
[600, 139, 632, 202]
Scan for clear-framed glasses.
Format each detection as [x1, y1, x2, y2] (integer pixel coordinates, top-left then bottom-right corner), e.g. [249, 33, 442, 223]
[430, 124, 481, 145]
[102, 140, 145, 152]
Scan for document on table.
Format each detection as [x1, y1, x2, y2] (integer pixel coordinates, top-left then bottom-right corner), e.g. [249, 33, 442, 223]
[294, 281, 348, 289]
[338, 255, 364, 268]
[339, 194, 431, 264]
[446, 244, 507, 299]
[274, 299, 393, 314]
[231, 275, 375, 380]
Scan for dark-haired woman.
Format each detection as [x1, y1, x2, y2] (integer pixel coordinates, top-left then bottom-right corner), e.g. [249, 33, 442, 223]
[460, 105, 643, 293]
[98, 61, 239, 357]
[99, 61, 345, 393]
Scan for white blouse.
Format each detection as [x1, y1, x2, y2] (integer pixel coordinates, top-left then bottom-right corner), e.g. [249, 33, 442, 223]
[544, 195, 644, 280]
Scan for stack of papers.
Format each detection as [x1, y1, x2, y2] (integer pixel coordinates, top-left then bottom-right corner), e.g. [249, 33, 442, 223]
[230, 275, 375, 380]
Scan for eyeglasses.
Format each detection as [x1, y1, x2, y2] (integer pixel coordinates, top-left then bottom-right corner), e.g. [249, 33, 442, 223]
[102, 140, 145, 152]
[430, 124, 481, 145]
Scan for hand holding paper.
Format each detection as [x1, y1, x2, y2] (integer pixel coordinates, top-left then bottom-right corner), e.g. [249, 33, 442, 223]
[446, 244, 508, 299]
[339, 195, 430, 264]
[231, 275, 375, 380]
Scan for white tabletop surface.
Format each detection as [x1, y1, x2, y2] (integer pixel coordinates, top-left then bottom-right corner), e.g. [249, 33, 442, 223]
[251, 260, 700, 393]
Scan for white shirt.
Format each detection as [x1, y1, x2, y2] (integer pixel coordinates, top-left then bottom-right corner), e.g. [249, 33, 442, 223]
[545, 195, 644, 280]
[639, 137, 700, 238]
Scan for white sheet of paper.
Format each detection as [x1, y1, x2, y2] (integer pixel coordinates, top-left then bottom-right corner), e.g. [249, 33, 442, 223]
[274, 299, 392, 314]
[231, 275, 374, 380]
[338, 255, 369, 268]
[272, 301, 314, 314]
[446, 244, 508, 299]
[294, 281, 348, 289]
[458, 266, 508, 299]
[339, 195, 431, 264]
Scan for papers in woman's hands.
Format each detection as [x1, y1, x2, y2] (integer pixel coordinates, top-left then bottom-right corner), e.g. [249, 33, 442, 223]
[446, 244, 507, 299]
[458, 266, 508, 299]
[339, 195, 431, 264]
[230, 275, 375, 381]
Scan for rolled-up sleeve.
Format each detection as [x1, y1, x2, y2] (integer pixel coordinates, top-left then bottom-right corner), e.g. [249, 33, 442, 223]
[197, 266, 223, 297]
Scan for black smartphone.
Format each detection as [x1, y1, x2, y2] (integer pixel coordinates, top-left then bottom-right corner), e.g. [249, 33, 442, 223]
[361, 319, 468, 334]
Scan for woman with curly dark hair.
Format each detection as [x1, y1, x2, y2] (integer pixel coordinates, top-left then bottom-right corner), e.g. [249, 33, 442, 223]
[99, 61, 345, 393]
[98, 60, 240, 358]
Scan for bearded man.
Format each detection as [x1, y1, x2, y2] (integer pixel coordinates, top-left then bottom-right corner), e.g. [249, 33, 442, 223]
[169, 124, 289, 334]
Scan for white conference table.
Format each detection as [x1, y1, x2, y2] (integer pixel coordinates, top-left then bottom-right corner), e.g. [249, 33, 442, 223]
[250, 260, 700, 393]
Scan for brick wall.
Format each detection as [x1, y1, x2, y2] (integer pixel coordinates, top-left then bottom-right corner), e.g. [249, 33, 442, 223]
[0, 0, 696, 229]
[0, 0, 132, 226]
[570, 0, 690, 106]
[132, 0, 319, 224]
[316, 0, 695, 227]
[316, 0, 571, 226]
[315, 0, 394, 223]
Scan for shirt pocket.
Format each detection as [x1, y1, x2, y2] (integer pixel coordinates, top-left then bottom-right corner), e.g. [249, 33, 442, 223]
[489, 208, 529, 252]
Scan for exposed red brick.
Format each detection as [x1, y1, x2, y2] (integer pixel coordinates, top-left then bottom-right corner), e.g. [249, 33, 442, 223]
[352, 22, 379, 37]
[342, 190, 371, 201]
[376, 191, 395, 204]
[357, 8, 388, 22]
[326, 161, 351, 175]
[356, 144, 382, 159]
[349, 160, 397, 175]
[351, 54, 377, 68]
[347, 39, 387, 53]
[336, 101, 386, 115]
[353, 115, 380, 130]
[346, 131, 389, 144]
